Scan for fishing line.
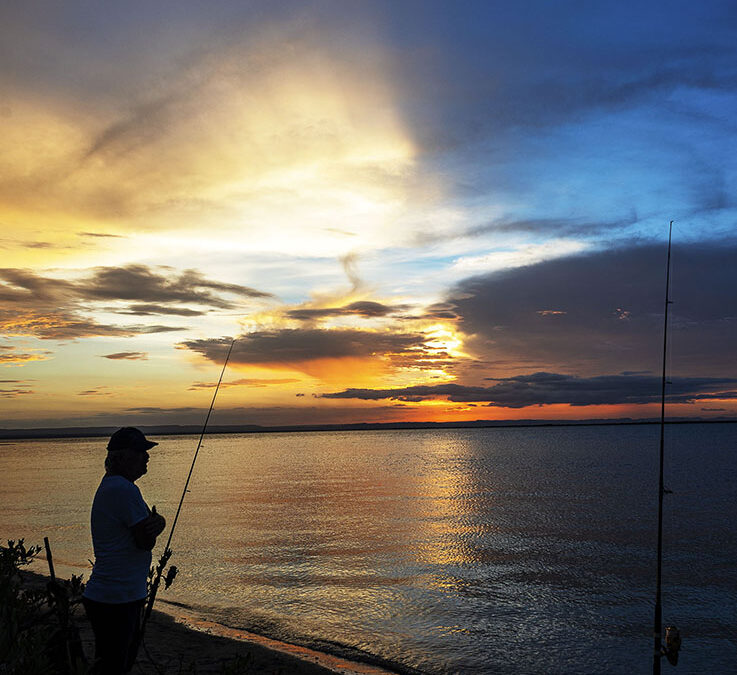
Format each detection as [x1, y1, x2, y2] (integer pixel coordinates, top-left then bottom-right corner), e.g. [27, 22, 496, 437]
[139, 337, 236, 639]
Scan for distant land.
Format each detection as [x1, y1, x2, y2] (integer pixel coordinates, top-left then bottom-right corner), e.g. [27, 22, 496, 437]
[0, 418, 735, 440]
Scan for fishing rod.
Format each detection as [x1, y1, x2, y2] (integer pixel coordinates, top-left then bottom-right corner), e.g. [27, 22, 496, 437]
[652, 222, 680, 673]
[139, 337, 236, 639]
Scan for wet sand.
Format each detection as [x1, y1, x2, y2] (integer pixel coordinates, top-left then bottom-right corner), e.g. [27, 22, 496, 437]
[136, 602, 400, 674]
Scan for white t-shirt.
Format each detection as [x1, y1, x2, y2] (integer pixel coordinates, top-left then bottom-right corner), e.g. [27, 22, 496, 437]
[83, 474, 152, 603]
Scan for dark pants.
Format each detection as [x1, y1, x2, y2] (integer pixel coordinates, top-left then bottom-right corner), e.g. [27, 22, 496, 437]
[82, 597, 145, 674]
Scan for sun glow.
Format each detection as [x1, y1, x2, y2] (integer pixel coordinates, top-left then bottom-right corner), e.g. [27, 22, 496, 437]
[423, 324, 467, 360]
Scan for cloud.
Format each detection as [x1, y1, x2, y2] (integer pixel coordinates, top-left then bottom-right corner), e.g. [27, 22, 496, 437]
[107, 404, 428, 427]
[323, 372, 737, 408]
[138, 325, 187, 334]
[101, 352, 149, 360]
[386, 3, 737, 154]
[0, 347, 51, 365]
[0, 264, 271, 339]
[181, 329, 428, 366]
[442, 241, 737, 376]
[0, 387, 35, 398]
[72, 265, 271, 306]
[420, 302, 461, 321]
[415, 214, 639, 246]
[286, 301, 404, 321]
[78, 387, 111, 397]
[0, 310, 181, 340]
[188, 377, 300, 390]
[113, 304, 207, 316]
[0, 239, 67, 250]
[124, 406, 200, 414]
[0, 265, 270, 307]
[340, 253, 363, 292]
[0, 377, 35, 397]
[77, 232, 125, 239]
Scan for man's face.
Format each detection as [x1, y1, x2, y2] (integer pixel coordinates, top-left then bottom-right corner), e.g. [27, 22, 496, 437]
[121, 448, 149, 481]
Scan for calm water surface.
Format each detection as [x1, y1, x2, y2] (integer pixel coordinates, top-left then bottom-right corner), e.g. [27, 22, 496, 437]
[1, 424, 735, 674]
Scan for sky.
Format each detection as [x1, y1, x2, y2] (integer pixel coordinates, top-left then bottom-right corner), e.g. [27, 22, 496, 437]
[1, 1, 736, 428]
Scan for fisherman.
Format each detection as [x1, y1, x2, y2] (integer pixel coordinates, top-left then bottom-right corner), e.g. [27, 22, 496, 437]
[82, 427, 166, 674]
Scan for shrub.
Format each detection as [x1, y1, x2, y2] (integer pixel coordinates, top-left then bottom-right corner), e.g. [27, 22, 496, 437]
[0, 539, 86, 674]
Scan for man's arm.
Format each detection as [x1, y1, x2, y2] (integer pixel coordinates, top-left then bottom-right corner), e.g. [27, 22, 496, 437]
[131, 506, 166, 551]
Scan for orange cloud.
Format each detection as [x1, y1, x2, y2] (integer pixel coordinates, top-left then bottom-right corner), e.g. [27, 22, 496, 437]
[189, 377, 300, 390]
[0, 347, 51, 366]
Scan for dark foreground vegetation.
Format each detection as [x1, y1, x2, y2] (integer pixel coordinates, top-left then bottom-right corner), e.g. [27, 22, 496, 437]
[0, 539, 86, 674]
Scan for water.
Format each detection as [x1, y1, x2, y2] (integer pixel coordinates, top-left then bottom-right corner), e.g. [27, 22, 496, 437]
[1, 424, 735, 674]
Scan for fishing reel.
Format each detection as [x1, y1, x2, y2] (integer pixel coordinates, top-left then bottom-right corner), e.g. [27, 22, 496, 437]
[164, 564, 178, 589]
[660, 625, 681, 666]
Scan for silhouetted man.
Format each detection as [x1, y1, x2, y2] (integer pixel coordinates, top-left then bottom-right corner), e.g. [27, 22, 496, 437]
[82, 427, 166, 674]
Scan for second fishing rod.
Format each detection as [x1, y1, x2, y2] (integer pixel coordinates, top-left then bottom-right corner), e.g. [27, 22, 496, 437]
[140, 337, 236, 638]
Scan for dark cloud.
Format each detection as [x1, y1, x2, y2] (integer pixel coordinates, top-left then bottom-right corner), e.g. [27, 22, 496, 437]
[0, 265, 270, 308]
[137, 325, 187, 334]
[78, 388, 111, 396]
[0, 264, 270, 338]
[420, 302, 461, 321]
[385, 2, 737, 152]
[0, 268, 74, 302]
[124, 406, 200, 414]
[73, 265, 271, 306]
[444, 241, 737, 377]
[323, 372, 737, 408]
[114, 304, 207, 316]
[181, 329, 428, 366]
[101, 352, 148, 360]
[286, 301, 403, 321]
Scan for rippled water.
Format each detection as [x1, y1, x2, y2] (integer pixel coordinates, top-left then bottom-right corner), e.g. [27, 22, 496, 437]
[1, 424, 735, 674]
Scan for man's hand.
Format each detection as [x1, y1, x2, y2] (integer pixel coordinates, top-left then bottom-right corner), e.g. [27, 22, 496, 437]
[132, 506, 166, 551]
[147, 505, 166, 537]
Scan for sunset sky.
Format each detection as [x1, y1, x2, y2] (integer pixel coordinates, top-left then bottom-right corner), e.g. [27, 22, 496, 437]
[2, 1, 736, 428]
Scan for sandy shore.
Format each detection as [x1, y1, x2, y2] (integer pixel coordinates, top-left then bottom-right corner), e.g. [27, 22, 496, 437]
[24, 572, 398, 674]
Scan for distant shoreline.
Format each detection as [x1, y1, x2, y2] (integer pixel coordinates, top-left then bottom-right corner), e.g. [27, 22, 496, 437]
[1, 417, 735, 440]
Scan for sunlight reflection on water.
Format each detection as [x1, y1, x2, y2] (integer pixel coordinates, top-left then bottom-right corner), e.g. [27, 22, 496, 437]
[1, 424, 736, 674]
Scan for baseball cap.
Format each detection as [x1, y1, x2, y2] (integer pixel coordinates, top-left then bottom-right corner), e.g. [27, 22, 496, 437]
[107, 427, 158, 452]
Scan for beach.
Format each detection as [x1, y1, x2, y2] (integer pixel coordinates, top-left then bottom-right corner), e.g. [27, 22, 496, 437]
[23, 571, 397, 675]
